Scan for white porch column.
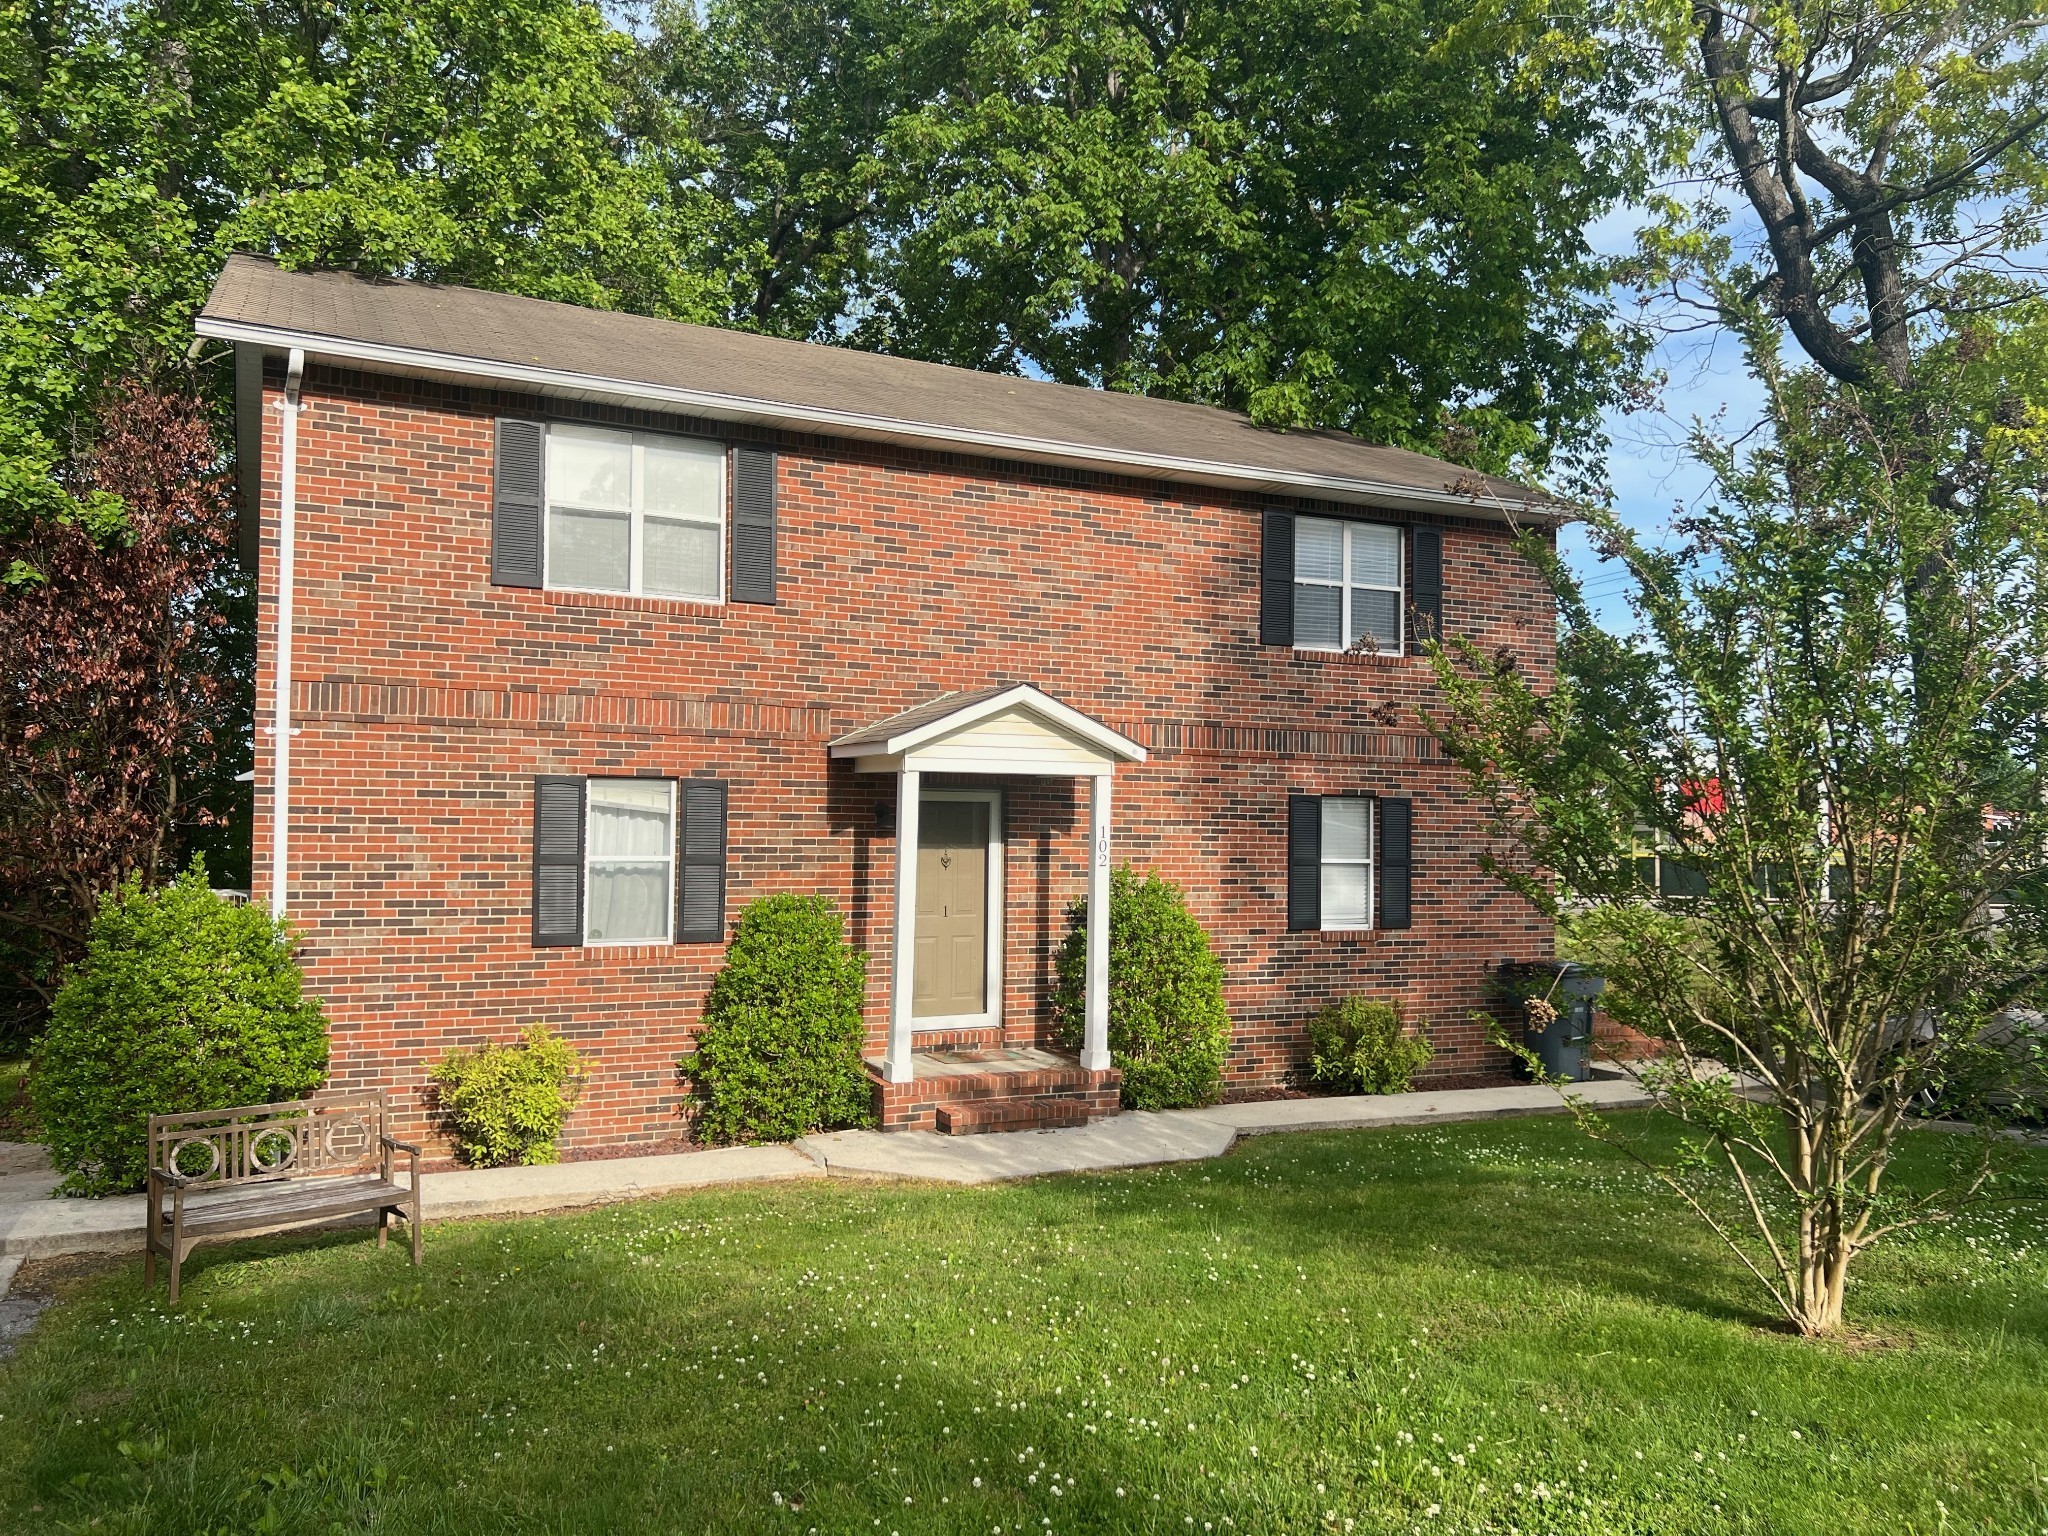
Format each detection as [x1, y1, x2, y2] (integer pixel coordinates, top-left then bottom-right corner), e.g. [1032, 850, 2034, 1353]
[1082, 771, 1113, 1072]
[885, 768, 922, 1084]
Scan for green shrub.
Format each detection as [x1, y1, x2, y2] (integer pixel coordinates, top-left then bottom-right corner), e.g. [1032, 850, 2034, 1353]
[31, 862, 330, 1196]
[1305, 998, 1432, 1094]
[429, 1024, 589, 1167]
[1052, 866, 1231, 1110]
[683, 894, 872, 1144]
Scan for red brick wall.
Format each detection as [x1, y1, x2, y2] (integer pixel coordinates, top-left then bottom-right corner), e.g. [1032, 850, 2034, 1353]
[251, 362, 1556, 1152]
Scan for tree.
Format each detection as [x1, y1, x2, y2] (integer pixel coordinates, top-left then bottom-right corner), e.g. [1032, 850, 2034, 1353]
[1641, 0, 2048, 396]
[1429, 348, 2048, 1336]
[1424, 0, 2048, 1339]
[0, 0, 733, 549]
[654, 0, 1654, 493]
[0, 380, 246, 1038]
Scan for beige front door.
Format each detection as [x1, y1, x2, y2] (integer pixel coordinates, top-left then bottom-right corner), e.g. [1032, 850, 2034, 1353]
[914, 797, 992, 1020]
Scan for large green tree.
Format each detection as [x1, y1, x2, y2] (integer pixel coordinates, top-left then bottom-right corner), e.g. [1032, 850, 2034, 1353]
[657, 0, 1653, 492]
[0, 0, 730, 544]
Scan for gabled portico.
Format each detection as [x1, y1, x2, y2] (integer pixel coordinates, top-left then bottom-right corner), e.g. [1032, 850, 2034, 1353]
[829, 684, 1148, 1100]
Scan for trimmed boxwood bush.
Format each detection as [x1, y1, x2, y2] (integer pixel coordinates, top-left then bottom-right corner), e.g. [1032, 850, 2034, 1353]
[429, 1023, 589, 1167]
[31, 862, 330, 1196]
[1306, 997, 1432, 1094]
[683, 894, 873, 1144]
[1052, 865, 1230, 1110]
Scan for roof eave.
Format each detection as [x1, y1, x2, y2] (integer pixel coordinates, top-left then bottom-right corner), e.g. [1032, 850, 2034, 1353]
[195, 316, 1569, 526]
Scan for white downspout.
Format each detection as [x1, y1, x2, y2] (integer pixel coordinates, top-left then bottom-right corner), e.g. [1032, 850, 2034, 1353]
[268, 348, 305, 919]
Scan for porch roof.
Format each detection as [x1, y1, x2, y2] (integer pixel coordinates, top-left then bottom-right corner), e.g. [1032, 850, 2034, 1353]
[829, 683, 1146, 776]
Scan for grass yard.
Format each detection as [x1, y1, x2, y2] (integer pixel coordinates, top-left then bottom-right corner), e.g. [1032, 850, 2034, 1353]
[1, 1113, 2044, 1536]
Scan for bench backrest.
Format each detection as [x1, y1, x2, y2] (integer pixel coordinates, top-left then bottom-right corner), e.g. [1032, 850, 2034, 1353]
[148, 1092, 388, 1188]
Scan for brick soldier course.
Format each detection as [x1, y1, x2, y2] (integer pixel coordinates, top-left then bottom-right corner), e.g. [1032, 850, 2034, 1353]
[199, 256, 1559, 1156]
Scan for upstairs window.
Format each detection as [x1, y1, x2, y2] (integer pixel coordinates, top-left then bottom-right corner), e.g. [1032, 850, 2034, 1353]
[1293, 517, 1402, 654]
[546, 425, 725, 601]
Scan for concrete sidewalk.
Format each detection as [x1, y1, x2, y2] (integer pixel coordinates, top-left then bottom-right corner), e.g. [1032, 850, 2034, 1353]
[0, 1076, 1649, 1268]
[797, 1075, 1652, 1183]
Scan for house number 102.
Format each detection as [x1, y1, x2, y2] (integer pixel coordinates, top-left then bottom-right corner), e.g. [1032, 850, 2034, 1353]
[1095, 826, 1110, 868]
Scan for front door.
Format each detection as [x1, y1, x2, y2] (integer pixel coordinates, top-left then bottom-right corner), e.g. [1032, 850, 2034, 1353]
[914, 795, 994, 1022]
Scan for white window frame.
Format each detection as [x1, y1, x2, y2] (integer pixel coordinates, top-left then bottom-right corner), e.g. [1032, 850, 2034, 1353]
[1295, 517, 1404, 655]
[1320, 796, 1376, 932]
[543, 424, 727, 603]
[583, 778, 677, 947]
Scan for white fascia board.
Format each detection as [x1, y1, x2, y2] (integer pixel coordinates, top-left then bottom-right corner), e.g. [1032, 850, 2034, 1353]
[193, 317, 1562, 524]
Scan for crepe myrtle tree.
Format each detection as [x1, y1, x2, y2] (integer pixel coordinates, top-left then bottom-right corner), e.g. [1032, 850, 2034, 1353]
[1427, 352, 2048, 1338]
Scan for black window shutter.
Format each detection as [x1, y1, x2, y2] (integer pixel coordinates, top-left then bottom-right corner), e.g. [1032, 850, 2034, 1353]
[533, 776, 585, 946]
[493, 419, 545, 588]
[678, 779, 729, 942]
[730, 447, 777, 604]
[1260, 510, 1295, 646]
[1408, 526, 1442, 651]
[1378, 796, 1413, 929]
[1287, 794, 1321, 931]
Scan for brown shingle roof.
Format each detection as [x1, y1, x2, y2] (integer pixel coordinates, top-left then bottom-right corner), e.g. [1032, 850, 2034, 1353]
[197, 255, 1557, 521]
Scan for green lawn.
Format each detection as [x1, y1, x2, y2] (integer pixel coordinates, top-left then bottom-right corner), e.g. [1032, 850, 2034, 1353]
[1, 1115, 2044, 1535]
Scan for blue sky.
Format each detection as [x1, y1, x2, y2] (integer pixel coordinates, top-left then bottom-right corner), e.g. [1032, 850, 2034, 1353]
[1562, 206, 1765, 632]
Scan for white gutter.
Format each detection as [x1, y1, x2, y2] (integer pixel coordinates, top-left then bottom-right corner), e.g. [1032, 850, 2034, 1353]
[193, 317, 1561, 524]
[268, 347, 304, 919]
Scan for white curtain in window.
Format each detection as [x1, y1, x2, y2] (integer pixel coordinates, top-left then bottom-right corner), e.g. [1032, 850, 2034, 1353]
[587, 781, 673, 942]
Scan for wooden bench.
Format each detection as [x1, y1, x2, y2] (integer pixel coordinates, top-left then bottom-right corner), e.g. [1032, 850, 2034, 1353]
[146, 1091, 422, 1303]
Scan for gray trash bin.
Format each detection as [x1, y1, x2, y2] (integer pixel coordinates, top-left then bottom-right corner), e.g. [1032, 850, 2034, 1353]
[1511, 961, 1604, 1081]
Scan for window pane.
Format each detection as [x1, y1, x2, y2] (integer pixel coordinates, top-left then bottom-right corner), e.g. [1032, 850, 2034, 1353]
[1322, 798, 1371, 861]
[588, 780, 673, 857]
[1351, 589, 1400, 652]
[643, 438, 724, 519]
[549, 508, 630, 591]
[1321, 862, 1370, 928]
[1349, 523, 1402, 587]
[643, 518, 721, 600]
[1294, 583, 1341, 648]
[1295, 517, 1343, 582]
[548, 428, 631, 511]
[587, 862, 670, 942]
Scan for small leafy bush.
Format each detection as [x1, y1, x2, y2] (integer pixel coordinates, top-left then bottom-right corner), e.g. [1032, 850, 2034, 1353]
[684, 894, 872, 1144]
[429, 1024, 589, 1167]
[32, 862, 330, 1196]
[1306, 998, 1432, 1095]
[1053, 866, 1231, 1110]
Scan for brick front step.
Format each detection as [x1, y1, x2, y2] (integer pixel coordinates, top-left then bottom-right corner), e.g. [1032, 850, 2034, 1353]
[868, 1049, 1123, 1132]
[935, 1098, 1094, 1135]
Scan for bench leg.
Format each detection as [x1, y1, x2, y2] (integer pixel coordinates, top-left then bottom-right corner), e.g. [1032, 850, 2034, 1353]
[167, 1245, 181, 1307]
[144, 1239, 156, 1290]
[378, 1206, 389, 1250]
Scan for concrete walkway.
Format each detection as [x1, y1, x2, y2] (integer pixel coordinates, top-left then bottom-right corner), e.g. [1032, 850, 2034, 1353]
[798, 1074, 1653, 1183]
[0, 1076, 1651, 1275]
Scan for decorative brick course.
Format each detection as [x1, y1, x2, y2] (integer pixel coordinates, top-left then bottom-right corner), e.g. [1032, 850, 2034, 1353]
[250, 362, 1556, 1154]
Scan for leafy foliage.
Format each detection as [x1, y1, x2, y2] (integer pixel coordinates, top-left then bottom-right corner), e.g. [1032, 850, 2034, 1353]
[0, 382, 248, 1036]
[684, 894, 872, 1144]
[1053, 865, 1230, 1110]
[429, 1024, 590, 1167]
[31, 862, 329, 1196]
[1427, 350, 2048, 1334]
[658, 0, 1651, 494]
[1305, 998, 1433, 1095]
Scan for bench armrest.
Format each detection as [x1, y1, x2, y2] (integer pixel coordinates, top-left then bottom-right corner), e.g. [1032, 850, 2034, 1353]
[149, 1165, 198, 1189]
[380, 1134, 423, 1156]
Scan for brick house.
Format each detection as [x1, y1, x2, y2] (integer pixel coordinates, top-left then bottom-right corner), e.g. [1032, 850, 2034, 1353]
[196, 255, 1558, 1150]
